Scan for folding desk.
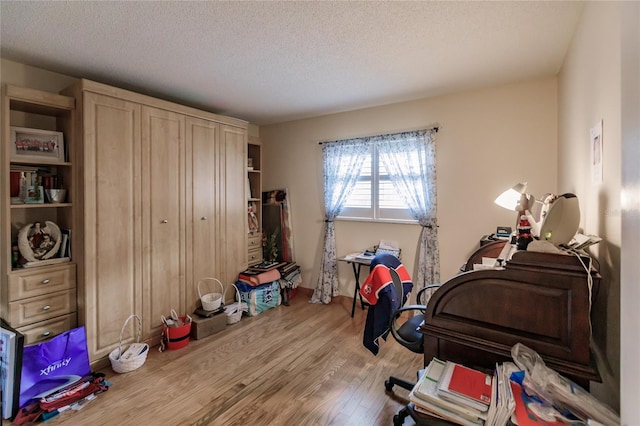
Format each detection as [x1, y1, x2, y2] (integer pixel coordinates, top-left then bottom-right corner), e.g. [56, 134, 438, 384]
[338, 255, 372, 317]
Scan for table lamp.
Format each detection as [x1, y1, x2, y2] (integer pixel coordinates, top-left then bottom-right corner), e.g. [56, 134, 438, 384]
[494, 182, 539, 235]
[495, 182, 580, 245]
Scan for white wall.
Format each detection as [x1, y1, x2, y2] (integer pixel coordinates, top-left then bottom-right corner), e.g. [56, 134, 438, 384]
[260, 78, 558, 300]
[558, 1, 639, 415]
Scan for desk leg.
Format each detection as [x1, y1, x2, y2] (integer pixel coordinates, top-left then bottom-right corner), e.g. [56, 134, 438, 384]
[351, 263, 366, 317]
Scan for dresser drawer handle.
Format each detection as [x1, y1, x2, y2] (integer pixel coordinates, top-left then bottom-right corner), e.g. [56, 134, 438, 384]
[41, 279, 50, 284]
[42, 331, 51, 337]
[201, 216, 208, 221]
[161, 219, 168, 224]
[42, 305, 51, 311]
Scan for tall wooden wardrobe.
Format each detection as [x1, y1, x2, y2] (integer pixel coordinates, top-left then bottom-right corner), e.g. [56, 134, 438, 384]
[64, 80, 248, 367]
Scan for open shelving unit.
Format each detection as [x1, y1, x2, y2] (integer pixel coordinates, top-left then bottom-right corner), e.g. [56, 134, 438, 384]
[1, 84, 77, 344]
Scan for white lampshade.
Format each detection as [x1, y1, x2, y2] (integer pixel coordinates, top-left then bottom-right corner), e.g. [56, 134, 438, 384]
[494, 182, 528, 211]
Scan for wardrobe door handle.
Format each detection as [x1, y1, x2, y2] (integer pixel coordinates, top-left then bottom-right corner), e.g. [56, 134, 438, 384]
[201, 217, 208, 221]
[161, 219, 168, 224]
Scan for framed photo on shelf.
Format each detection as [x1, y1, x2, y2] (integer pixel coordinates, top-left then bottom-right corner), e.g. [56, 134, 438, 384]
[25, 185, 44, 204]
[10, 126, 65, 163]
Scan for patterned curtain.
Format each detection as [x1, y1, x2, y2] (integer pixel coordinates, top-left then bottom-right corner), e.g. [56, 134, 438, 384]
[310, 139, 369, 304]
[377, 129, 440, 302]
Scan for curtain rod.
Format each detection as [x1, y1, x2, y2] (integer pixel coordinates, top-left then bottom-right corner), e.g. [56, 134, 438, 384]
[318, 124, 440, 145]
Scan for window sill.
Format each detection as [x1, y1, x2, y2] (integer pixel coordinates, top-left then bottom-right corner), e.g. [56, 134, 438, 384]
[335, 217, 419, 226]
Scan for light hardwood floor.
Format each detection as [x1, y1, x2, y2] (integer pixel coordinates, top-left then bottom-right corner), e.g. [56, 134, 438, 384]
[16, 291, 423, 425]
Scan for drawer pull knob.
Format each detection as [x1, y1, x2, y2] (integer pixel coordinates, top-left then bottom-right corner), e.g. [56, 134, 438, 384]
[41, 279, 50, 284]
[42, 331, 51, 337]
[42, 305, 51, 311]
[201, 216, 208, 220]
[162, 219, 168, 224]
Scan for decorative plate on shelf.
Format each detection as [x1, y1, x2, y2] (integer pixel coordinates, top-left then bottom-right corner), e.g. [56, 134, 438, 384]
[18, 220, 62, 262]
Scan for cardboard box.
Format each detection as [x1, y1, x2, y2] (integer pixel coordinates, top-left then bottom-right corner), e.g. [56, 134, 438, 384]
[190, 312, 227, 340]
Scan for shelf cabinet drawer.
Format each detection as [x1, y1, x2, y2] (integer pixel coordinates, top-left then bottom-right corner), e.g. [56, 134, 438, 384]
[17, 314, 76, 345]
[9, 263, 76, 301]
[248, 247, 263, 265]
[8, 289, 77, 327]
[248, 235, 261, 249]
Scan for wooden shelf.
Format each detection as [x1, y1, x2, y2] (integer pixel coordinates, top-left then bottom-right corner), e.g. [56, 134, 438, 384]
[10, 203, 72, 209]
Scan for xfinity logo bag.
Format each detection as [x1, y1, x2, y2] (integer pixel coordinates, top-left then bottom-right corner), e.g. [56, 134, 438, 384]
[19, 326, 91, 408]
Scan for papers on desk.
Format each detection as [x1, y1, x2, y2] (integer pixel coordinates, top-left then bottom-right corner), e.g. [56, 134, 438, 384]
[342, 250, 376, 262]
[472, 257, 503, 271]
[342, 240, 400, 262]
[342, 251, 368, 261]
[355, 251, 375, 261]
[568, 233, 602, 251]
[342, 252, 359, 261]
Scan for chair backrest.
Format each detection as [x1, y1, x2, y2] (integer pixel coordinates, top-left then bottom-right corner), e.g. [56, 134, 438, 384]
[388, 266, 426, 354]
[389, 267, 404, 307]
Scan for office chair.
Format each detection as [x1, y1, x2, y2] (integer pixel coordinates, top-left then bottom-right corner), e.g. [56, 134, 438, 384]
[384, 268, 442, 425]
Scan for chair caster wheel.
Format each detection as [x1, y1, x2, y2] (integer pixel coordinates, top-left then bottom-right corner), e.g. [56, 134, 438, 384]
[393, 414, 404, 425]
[384, 379, 394, 392]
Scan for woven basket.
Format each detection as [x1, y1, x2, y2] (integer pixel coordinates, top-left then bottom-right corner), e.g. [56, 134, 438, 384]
[109, 314, 149, 374]
[225, 283, 242, 325]
[198, 277, 223, 311]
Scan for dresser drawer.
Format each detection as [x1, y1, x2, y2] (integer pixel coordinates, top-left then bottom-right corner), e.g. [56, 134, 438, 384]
[248, 235, 261, 249]
[8, 263, 76, 301]
[17, 314, 76, 345]
[248, 247, 263, 265]
[8, 289, 77, 327]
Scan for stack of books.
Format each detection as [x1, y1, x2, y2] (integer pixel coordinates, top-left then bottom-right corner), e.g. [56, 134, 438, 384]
[409, 358, 491, 425]
[412, 353, 621, 426]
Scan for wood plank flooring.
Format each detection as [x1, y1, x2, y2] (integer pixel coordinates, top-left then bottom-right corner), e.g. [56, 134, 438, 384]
[14, 292, 423, 425]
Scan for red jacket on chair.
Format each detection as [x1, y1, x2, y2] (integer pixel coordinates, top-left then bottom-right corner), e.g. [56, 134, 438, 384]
[360, 253, 413, 355]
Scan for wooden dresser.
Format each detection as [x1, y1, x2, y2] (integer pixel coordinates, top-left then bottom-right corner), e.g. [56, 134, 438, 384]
[420, 244, 601, 389]
[7, 264, 76, 344]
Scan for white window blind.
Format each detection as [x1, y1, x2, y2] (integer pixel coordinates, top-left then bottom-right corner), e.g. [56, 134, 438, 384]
[340, 145, 414, 222]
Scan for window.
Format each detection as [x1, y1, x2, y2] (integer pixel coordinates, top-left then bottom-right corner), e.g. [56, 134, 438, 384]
[339, 144, 415, 222]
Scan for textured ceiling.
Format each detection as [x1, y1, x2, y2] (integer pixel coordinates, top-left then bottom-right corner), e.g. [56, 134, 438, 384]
[0, 1, 583, 125]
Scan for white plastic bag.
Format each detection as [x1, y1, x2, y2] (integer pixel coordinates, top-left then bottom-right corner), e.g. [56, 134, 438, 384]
[510, 343, 619, 425]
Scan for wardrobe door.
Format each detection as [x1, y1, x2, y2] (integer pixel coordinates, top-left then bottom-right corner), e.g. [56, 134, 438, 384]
[185, 117, 221, 312]
[82, 92, 142, 361]
[141, 106, 186, 339]
[221, 125, 248, 284]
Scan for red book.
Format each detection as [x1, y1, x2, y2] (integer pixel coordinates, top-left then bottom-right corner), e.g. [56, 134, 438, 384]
[437, 362, 492, 411]
[9, 171, 20, 197]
